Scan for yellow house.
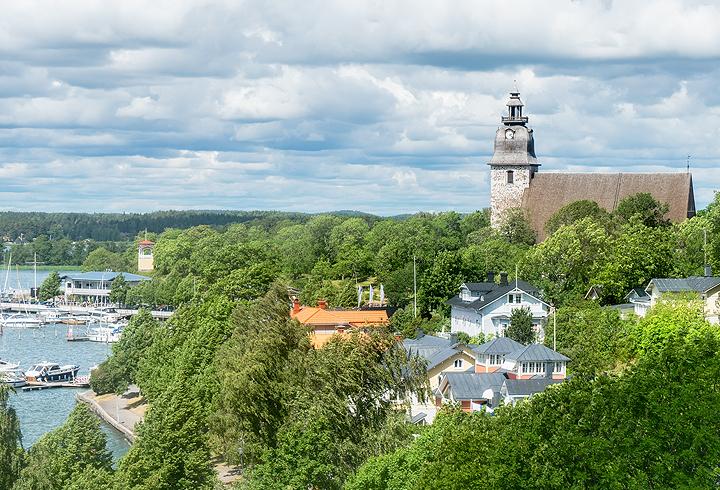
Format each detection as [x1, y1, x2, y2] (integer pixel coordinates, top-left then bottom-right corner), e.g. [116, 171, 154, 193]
[401, 328, 477, 424]
[291, 300, 389, 348]
[645, 275, 720, 324]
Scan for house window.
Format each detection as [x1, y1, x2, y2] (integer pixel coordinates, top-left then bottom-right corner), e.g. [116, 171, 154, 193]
[522, 362, 528, 373]
[454, 359, 463, 369]
[507, 170, 514, 184]
[508, 294, 513, 303]
[515, 294, 521, 304]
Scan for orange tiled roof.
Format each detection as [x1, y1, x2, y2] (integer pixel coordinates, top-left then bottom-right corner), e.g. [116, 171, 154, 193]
[292, 307, 388, 327]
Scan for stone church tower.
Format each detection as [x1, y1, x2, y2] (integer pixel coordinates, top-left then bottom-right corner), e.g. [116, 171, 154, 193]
[488, 83, 540, 227]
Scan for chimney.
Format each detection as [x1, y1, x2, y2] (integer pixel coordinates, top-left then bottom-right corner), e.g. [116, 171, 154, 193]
[417, 327, 424, 339]
[545, 360, 553, 379]
[318, 300, 326, 310]
[486, 270, 496, 283]
[705, 264, 712, 277]
[450, 332, 457, 344]
[293, 299, 300, 314]
[500, 273, 508, 287]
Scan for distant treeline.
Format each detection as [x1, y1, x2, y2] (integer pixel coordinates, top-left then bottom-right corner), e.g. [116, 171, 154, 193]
[0, 210, 321, 242]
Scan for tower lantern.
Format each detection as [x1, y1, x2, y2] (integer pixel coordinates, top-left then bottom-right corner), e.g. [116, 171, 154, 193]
[138, 240, 155, 272]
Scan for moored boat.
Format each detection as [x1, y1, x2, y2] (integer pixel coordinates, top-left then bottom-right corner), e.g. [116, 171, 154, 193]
[25, 362, 80, 383]
[0, 313, 44, 328]
[0, 358, 20, 371]
[87, 326, 123, 343]
[2, 371, 26, 388]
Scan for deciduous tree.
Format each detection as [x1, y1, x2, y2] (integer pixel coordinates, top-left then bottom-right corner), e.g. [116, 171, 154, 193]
[505, 306, 534, 345]
[38, 271, 61, 302]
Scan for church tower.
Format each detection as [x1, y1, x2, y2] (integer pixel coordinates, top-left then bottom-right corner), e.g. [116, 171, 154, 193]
[488, 83, 540, 227]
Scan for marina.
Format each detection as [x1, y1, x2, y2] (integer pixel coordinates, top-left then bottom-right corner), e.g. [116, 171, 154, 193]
[1, 269, 132, 460]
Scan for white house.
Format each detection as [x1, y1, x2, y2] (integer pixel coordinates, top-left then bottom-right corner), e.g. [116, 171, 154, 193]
[446, 271, 550, 341]
[61, 271, 151, 305]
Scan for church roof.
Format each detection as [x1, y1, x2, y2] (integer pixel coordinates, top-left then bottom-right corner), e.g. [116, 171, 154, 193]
[521, 172, 695, 241]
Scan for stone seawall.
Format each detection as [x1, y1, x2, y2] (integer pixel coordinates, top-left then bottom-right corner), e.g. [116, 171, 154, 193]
[75, 390, 136, 443]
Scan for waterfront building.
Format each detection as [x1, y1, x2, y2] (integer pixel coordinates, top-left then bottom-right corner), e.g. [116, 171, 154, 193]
[61, 271, 151, 305]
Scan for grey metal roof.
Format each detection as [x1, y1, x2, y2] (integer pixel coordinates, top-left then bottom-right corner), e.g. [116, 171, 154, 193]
[472, 337, 524, 354]
[410, 412, 427, 424]
[506, 344, 570, 362]
[503, 378, 563, 396]
[624, 287, 650, 300]
[402, 334, 471, 370]
[425, 346, 468, 370]
[442, 372, 508, 401]
[648, 276, 720, 294]
[61, 271, 151, 282]
[606, 303, 634, 312]
[462, 282, 500, 293]
[446, 279, 543, 311]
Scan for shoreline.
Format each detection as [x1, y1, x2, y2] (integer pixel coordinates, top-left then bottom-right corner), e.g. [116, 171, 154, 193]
[76, 386, 242, 485]
[75, 386, 145, 444]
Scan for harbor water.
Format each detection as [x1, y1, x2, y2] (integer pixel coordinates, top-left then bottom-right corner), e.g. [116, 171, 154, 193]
[1, 269, 132, 460]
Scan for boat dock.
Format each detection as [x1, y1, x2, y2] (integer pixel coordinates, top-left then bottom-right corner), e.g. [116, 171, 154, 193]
[0, 303, 172, 320]
[22, 380, 90, 391]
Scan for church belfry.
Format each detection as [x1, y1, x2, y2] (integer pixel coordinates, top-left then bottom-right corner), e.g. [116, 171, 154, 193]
[488, 83, 540, 227]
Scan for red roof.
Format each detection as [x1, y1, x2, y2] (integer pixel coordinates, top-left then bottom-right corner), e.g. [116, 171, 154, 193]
[137, 240, 155, 246]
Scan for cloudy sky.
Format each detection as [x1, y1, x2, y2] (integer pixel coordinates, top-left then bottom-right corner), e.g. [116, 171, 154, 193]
[1, 0, 718, 215]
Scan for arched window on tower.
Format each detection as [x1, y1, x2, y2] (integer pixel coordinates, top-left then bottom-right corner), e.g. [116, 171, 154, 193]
[507, 170, 514, 184]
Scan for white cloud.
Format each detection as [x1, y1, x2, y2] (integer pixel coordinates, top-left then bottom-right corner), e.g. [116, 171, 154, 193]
[0, 0, 717, 214]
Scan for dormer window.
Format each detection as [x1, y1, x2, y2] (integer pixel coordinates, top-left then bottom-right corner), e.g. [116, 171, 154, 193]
[454, 359, 463, 369]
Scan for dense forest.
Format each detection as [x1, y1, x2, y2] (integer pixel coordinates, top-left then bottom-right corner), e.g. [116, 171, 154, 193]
[2, 191, 720, 489]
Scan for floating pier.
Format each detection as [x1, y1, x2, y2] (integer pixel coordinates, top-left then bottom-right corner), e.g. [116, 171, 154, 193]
[22, 380, 90, 391]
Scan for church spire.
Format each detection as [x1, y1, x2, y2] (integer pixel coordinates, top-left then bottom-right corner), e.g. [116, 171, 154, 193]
[502, 82, 528, 126]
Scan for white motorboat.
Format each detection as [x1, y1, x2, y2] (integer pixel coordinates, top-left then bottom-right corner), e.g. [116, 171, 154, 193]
[0, 358, 20, 371]
[38, 308, 70, 323]
[1, 371, 26, 388]
[25, 362, 80, 383]
[0, 313, 44, 328]
[88, 325, 123, 343]
[87, 307, 123, 324]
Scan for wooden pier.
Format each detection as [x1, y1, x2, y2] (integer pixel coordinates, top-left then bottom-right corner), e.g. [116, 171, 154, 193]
[22, 380, 90, 391]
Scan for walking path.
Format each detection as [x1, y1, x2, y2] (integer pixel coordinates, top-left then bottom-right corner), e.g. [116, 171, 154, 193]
[76, 386, 242, 485]
[75, 385, 145, 443]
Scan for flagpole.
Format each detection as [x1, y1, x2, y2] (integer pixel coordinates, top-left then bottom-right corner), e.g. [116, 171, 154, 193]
[413, 256, 417, 318]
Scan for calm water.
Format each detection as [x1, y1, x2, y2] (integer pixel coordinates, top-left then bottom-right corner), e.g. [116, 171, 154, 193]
[2, 269, 132, 460]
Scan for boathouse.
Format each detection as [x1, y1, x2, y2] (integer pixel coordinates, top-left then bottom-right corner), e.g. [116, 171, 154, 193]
[60, 272, 151, 305]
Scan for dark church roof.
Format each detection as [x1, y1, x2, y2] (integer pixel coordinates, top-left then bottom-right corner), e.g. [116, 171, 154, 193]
[521, 172, 695, 241]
